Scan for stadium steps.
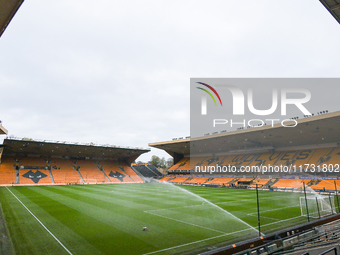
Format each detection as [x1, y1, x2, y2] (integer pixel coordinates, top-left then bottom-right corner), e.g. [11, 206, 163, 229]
[274, 242, 340, 255]
[206, 177, 214, 183]
[146, 165, 162, 177]
[179, 158, 190, 170]
[172, 158, 190, 170]
[97, 165, 112, 182]
[231, 154, 259, 167]
[262, 179, 271, 187]
[117, 163, 135, 182]
[73, 165, 85, 184]
[316, 148, 334, 166]
[14, 159, 20, 184]
[15, 168, 19, 184]
[191, 156, 208, 171]
[326, 148, 340, 165]
[48, 169, 55, 184]
[284, 223, 340, 255]
[326, 148, 336, 158]
[267, 178, 279, 186]
[282, 150, 301, 167]
[217, 155, 228, 166]
[45, 160, 55, 184]
[228, 178, 238, 185]
[320, 147, 339, 165]
[242, 154, 259, 166]
[132, 165, 160, 178]
[272, 152, 285, 166]
[308, 179, 320, 186]
[130, 165, 147, 182]
[75, 160, 107, 184]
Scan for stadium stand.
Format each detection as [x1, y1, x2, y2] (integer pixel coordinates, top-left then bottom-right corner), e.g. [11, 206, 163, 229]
[158, 176, 174, 182]
[17, 157, 52, 185]
[184, 177, 209, 184]
[205, 177, 234, 185]
[235, 178, 255, 186]
[189, 156, 207, 170]
[250, 178, 271, 187]
[271, 179, 311, 189]
[0, 157, 16, 185]
[249, 151, 283, 167]
[176, 158, 190, 171]
[0, 138, 148, 185]
[120, 162, 144, 183]
[146, 164, 163, 176]
[309, 147, 333, 165]
[310, 180, 340, 191]
[131, 164, 162, 178]
[168, 176, 190, 183]
[325, 147, 340, 165]
[168, 148, 338, 173]
[293, 149, 316, 166]
[0, 157, 146, 185]
[152, 148, 340, 192]
[98, 160, 131, 183]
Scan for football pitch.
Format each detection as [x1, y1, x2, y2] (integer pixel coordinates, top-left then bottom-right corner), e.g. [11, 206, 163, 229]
[0, 183, 330, 255]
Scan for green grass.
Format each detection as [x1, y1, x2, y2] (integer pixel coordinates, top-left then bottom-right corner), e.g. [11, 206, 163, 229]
[0, 183, 334, 255]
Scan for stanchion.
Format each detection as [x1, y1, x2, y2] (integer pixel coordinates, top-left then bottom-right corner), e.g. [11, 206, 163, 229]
[315, 197, 321, 219]
[256, 184, 261, 236]
[334, 180, 340, 213]
[303, 182, 310, 222]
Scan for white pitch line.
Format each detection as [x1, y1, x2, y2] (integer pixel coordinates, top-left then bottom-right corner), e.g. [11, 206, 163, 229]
[142, 212, 305, 255]
[144, 210, 227, 234]
[142, 227, 254, 255]
[145, 203, 205, 213]
[212, 195, 295, 205]
[251, 215, 279, 221]
[246, 204, 300, 216]
[6, 187, 73, 255]
[213, 198, 256, 204]
[261, 215, 304, 227]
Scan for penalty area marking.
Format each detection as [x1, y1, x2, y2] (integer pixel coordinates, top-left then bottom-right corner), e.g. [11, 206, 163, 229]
[246, 204, 300, 217]
[5, 187, 73, 255]
[142, 212, 305, 255]
[144, 210, 227, 234]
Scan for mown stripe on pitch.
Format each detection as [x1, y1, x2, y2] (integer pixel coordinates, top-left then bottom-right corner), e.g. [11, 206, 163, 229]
[14, 186, 156, 255]
[41, 185, 221, 241]
[29, 186, 207, 252]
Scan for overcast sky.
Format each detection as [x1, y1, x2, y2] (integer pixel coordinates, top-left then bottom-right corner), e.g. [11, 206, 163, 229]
[0, 0, 340, 162]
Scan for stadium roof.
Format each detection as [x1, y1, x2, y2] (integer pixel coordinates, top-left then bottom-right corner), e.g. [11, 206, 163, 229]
[320, 0, 340, 24]
[1, 138, 150, 163]
[149, 111, 340, 156]
[0, 123, 8, 135]
[0, 0, 24, 37]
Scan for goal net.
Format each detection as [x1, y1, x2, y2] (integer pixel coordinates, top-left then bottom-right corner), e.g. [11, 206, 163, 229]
[300, 195, 336, 218]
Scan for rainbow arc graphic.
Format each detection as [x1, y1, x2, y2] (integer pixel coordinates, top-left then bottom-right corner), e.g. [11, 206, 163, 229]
[196, 82, 223, 106]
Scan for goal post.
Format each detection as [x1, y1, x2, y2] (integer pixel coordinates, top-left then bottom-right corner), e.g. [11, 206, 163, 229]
[300, 195, 336, 218]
